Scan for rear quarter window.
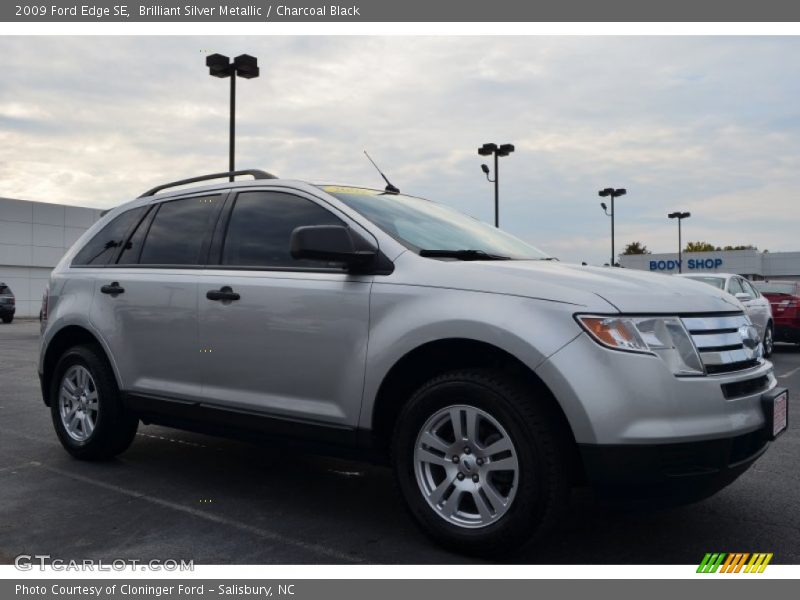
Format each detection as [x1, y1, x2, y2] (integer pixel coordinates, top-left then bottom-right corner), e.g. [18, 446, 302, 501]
[72, 207, 146, 266]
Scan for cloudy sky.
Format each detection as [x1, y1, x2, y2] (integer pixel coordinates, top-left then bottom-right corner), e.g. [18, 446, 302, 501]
[1, 36, 799, 264]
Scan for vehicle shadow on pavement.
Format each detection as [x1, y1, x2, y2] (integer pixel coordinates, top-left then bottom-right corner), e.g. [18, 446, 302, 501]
[10, 424, 790, 566]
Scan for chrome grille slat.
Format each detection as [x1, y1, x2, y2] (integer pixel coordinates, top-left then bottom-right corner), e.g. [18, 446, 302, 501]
[682, 315, 749, 332]
[699, 348, 753, 366]
[681, 313, 760, 375]
[691, 332, 745, 350]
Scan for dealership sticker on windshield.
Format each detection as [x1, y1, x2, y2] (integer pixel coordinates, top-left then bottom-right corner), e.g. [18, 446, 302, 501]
[323, 186, 375, 195]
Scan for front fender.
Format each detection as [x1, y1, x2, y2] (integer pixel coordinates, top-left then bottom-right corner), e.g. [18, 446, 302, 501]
[358, 283, 590, 429]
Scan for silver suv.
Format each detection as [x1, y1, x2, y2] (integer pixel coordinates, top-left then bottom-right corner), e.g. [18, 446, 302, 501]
[38, 171, 788, 555]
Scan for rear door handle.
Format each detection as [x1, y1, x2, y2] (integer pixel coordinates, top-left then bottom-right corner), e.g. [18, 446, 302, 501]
[100, 282, 125, 295]
[206, 286, 240, 302]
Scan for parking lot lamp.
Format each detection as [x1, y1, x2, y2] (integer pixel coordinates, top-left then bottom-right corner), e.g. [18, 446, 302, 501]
[598, 188, 627, 267]
[478, 143, 515, 227]
[668, 211, 691, 273]
[206, 53, 260, 181]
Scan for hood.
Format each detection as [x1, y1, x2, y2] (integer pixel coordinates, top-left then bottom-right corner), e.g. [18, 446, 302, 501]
[401, 256, 744, 314]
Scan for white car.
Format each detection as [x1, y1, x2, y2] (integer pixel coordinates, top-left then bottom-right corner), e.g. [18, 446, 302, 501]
[677, 273, 774, 357]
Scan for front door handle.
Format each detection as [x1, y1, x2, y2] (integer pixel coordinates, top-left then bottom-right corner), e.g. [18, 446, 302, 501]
[100, 282, 125, 295]
[206, 286, 240, 302]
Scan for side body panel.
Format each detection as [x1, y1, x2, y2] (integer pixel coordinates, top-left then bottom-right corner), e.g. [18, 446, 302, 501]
[89, 268, 201, 400]
[197, 270, 371, 426]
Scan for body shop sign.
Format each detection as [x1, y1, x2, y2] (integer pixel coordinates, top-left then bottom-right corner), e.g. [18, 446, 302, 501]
[650, 258, 723, 271]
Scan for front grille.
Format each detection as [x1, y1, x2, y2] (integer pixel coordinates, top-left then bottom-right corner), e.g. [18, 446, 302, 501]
[682, 314, 761, 375]
[720, 375, 770, 399]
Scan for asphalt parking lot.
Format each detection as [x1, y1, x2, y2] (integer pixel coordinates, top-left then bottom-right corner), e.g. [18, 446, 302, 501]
[0, 319, 798, 565]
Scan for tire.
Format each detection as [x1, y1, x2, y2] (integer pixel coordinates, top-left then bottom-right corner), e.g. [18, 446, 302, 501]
[50, 344, 138, 460]
[1, 316, 11, 324]
[392, 369, 571, 557]
[763, 323, 774, 358]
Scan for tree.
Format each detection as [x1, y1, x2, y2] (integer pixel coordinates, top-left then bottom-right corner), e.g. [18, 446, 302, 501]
[721, 244, 758, 251]
[684, 241, 718, 252]
[622, 241, 651, 255]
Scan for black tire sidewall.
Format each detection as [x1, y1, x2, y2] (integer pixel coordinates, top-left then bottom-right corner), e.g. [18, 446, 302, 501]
[393, 371, 565, 555]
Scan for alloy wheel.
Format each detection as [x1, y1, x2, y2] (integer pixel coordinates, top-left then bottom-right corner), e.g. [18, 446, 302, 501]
[764, 326, 774, 356]
[58, 365, 99, 442]
[414, 404, 519, 529]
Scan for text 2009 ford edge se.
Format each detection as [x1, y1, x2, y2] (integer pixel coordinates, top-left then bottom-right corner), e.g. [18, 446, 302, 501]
[38, 171, 788, 555]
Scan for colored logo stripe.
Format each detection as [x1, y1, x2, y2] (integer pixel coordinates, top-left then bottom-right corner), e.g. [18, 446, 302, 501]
[697, 553, 773, 573]
[697, 553, 726, 573]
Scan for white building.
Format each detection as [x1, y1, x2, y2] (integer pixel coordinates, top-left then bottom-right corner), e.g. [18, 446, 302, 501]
[620, 249, 800, 281]
[0, 197, 102, 317]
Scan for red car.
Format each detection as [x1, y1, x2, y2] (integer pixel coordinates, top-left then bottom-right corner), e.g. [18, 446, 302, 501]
[754, 280, 800, 345]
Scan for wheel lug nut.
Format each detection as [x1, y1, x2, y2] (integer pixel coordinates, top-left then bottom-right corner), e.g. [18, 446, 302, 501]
[472, 474, 479, 483]
[457, 473, 465, 481]
[464, 447, 471, 454]
[476, 458, 484, 466]
[452, 456, 460, 463]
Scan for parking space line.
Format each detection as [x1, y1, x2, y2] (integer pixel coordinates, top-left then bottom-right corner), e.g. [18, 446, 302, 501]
[778, 365, 800, 379]
[31, 461, 365, 564]
[0, 461, 40, 474]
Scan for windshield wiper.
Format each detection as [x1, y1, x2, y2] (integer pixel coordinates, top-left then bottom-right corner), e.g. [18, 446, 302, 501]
[419, 249, 511, 261]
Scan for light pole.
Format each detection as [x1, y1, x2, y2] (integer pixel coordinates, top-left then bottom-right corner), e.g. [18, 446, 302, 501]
[599, 187, 627, 267]
[668, 211, 691, 273]
[479, 142, 515, 227]
[206, 53, 260, 181]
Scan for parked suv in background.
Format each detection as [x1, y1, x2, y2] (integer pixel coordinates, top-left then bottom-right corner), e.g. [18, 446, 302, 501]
[0, 282, 15, 323]
[676, 273, 774, 357]
[38, 171, 788, 555]
[754, 280, 800, 346]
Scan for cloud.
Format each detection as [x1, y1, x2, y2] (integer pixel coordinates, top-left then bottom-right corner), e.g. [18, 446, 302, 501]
[0, 36, 799, 265]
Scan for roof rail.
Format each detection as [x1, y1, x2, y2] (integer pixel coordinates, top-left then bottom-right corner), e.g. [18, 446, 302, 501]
[138, 169, 278, 198]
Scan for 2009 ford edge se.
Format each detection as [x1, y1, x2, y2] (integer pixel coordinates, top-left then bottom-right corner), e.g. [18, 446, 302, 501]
[38, 171, 789, 555]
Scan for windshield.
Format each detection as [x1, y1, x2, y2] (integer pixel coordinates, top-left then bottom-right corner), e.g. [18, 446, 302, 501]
[755, 282, 798, 295]
[320, 186, 550, 260]
[682, 276, 725, 290]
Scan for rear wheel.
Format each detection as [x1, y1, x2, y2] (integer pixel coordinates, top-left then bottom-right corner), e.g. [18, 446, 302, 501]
[392, 369, 571, 556]
[1, 316, 11, 324]
[50, 345, 138, 460]
[763, 322, 774, 358]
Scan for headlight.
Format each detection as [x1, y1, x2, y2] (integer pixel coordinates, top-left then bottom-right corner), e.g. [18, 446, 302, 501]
[576, 315, 705, 376]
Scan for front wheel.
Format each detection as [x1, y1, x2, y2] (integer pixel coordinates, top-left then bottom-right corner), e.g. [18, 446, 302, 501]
[50, 344, 138, 460]
[763, 323, 774, 358]
[392, 370, 571, 556]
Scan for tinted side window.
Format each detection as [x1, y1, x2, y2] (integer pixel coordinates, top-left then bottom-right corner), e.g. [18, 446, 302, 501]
[116, 207, 153, 265]
[221, 192, 343, 268]
[139, 196, 222, 266]
[72, 207, 145, 266]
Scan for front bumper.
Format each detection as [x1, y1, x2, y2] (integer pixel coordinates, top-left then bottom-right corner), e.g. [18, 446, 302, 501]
[579, 428, 769, 504]
[535, 332, 778, 445]
[578, 385, 786, 503]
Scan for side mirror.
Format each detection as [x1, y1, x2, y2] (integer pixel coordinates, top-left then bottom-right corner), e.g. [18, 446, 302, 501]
[735, 292, 753, 302]
[290, 225, 376, 271]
